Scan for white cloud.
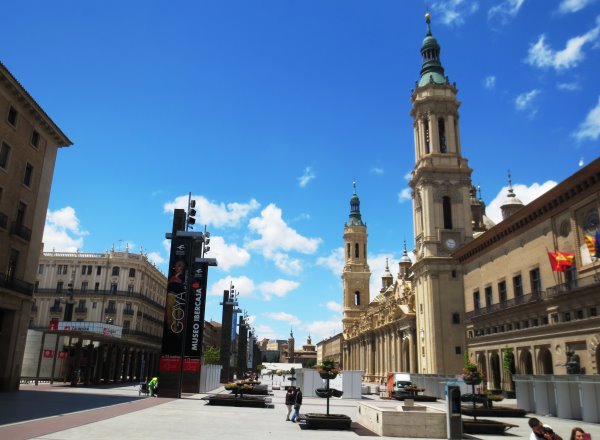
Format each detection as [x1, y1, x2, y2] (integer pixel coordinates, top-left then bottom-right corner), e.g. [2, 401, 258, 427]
[164, 195, 259, 228]
[484, 75, 497, 89]
[398, 188, 412, 203]
[486, 181, 558, 224]
[488, 0, 525, 23]
[264, 311, 301, 326]
[573, 96, 600, 141]
[208, 275, 256, 297]
[146, 252, 165, 265]
[579, 157, 585, 166]
[559, 0, 596, 14]
[258, 279, 300, 301]
[298, 167, 316, 188]
[316, 247, 344, 277]
[526, 18, 600, 70]
[403, 172, 412, 181]
[557, 81, 581, 91]
[247, 204, 321, 273]
[43, 207, 87, 252]
[301, 319, 342, 342]
[326, 301, 343, 313]
[207, 236, 250, 271]
[254, 324, 277, 340]
[515, 89, 540, 116]
[371, 167, 384, 175]
[271, 252, 303, 275]
[431, 0, 479, 27]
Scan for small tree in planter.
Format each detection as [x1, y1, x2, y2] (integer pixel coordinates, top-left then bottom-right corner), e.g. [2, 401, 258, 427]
[502, 345, 516, 396]
[462, 354, 484, 421]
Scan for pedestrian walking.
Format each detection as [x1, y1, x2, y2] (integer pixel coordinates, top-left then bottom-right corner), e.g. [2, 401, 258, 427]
[285, 386, 295, 421]
[290, 387, 303, 423]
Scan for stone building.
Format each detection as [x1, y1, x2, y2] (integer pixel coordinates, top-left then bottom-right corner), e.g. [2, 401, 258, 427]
[0, 61, 72, 390]
[458, 159, 600, 389]
[339, 13, 599, 383]
[316, 332, 343, 368]
[26, 247, 167, 384]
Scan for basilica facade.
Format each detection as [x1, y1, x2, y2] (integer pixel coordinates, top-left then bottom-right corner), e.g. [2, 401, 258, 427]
[340, 14, 600, 384]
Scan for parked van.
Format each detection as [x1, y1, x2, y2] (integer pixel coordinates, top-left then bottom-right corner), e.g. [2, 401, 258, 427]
[386, 372, 413, 394]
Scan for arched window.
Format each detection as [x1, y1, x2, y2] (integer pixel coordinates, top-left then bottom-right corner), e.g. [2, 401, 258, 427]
[443, 196, 452, 229]
[347, 243, 350, 258]
[355, 243, 359, 258]
[354, 291, 360, 306]
[438, 118, 447, 153]
[112, 266, 120, 277]
[424, 121, 430, 153]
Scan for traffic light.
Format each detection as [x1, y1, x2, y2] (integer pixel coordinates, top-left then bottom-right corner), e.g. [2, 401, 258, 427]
[188, 200, 196, 228]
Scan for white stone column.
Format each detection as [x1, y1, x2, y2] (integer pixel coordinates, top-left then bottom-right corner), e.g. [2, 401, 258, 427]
[446, 114, 457, 153]
[430, 114, 440, 153]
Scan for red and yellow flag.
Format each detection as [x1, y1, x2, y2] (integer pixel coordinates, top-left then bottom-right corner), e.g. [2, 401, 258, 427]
[548, 251, 575, 272]
[584, 234, 596, 257]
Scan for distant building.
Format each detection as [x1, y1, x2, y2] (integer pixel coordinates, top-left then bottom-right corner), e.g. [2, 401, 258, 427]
[0, 61, 72, 391]
[316, 332, 343, 369]
[26, 247, 167, 384]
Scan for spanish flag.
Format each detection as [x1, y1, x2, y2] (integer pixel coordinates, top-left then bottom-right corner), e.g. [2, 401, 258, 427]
[584, 234, 596, 257]
[548, 251, 575, 272]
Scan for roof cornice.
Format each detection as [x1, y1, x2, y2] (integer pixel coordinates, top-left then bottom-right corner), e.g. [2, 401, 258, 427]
[0, 61, 72, 147]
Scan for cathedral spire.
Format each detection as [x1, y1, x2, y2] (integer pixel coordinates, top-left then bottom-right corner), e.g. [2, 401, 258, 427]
[348, 181, 365, 226]
[418, 11, 447, 87]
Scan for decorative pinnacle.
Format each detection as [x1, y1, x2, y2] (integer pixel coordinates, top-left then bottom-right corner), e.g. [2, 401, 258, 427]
[353, 180, 357, 194]
[425, 11, 432, 35]
[507, 170, 516, 199]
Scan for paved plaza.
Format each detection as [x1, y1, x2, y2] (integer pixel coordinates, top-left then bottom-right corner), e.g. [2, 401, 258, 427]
[0, 382, 598, 440]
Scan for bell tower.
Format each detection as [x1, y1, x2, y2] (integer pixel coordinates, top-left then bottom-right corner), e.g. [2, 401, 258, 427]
[342, 182, 371, 337]
[408, 12, 471, 374]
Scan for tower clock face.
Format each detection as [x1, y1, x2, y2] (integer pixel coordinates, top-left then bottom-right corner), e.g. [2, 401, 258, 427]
[445, 238, 457, 250]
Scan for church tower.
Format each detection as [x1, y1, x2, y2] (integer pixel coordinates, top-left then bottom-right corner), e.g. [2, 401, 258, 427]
[408, 13, 472, 374]
[342, 182, 371, 337]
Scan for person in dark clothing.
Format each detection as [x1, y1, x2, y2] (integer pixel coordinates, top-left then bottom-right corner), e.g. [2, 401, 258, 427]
[285, 387, 295, 421]
[291, 387, 303, 423]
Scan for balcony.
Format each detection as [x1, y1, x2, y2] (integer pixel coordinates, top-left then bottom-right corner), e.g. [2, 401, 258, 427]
[10, 222, 32, 242]
[105, 307, 117, 315]
[0, 273, 34, 297]
[123, 308, 134, 316]
[49, 306, 63, 314]
[74, 307, 88, 314]
[466, 290, 542, 319]
[545, 273, 600, 298]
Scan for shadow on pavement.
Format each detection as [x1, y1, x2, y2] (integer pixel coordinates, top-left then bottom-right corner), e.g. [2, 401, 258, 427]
[0, 388, 141, 426]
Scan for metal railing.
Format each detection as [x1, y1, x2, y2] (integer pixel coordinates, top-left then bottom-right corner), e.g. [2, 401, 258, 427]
[466, 290, 542, 319]
[35, 288, 164, 309]
[0, 273, 34, 296]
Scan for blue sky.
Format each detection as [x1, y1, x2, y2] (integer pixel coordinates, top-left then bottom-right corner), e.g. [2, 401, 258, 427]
[3, 1, 599, 344]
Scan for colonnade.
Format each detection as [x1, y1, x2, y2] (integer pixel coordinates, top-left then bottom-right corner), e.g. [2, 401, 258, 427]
[343, 325, 417, 382]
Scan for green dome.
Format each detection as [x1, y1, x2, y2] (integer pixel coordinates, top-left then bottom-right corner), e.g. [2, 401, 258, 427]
[347, 182, 365, 226]
[417, 13, 447, 87]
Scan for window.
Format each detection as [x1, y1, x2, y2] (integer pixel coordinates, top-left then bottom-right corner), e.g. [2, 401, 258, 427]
[31, 130, 40, 148]
[485, 286, 493, 306]
[513, 274, 523, 298]
[16, 201, 26, 227]
[96, 266, 102, 275]
[92, 302, 97, 309]
[38, 264, 44, 274]
[112, 266, 120, 276]
[81, 281, 88, 292]
[354, 291, 360, 306]
[424, 120, 430, 153]
[7, 106, 18, 126]
[77, 299, 85, 308]
[564, 312, 571, 322]
[529, 268, 541, 294]
[452, 313, 460, 324]
[532, 318, 539, 327]
[355, 243, 359, 258]
[498, 281, 507, 303]
[438, 118, 447, 153]
[7, 249, 18, 282]
[442, 196, 452, 229]
[346, 243, 350, 258]
[576, 310, 583, 320]
[128, 284, 134, 294]
[110, 283, 117, 294]
[451, 270, 456, 278]
[591, 307, 597, 317]
[129, 268, 136, 278]
[107, 300, 116, 313]
[455, 346, 461, 355]
[23, 163, 33, 187]
[94, 282, 100, 291]
[57, 264, 69, 275]
[56, 281, 63, 293]
[473, 290, 480, 310]
[0, 142, 11, 169]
